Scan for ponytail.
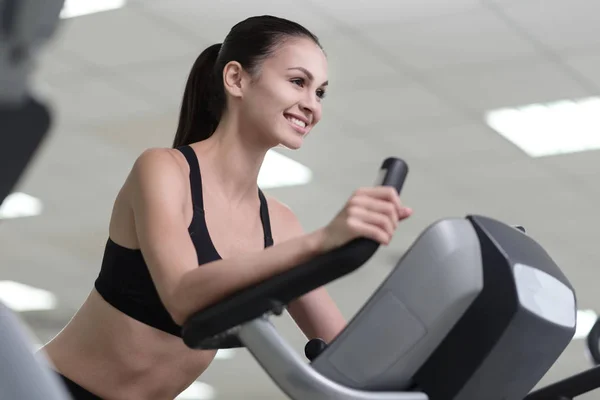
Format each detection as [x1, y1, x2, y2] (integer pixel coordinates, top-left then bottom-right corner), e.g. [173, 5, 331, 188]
[172, 43, 224, 148]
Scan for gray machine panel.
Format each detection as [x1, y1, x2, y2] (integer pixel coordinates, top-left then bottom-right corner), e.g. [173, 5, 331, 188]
[312, 219, 483, 391]
[414, 215, 577, 400]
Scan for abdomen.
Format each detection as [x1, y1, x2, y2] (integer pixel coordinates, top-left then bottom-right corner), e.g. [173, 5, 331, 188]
[43, 289, 216, 400]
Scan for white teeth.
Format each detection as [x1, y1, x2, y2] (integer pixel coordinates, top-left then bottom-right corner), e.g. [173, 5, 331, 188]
[287, 116, 307, 128]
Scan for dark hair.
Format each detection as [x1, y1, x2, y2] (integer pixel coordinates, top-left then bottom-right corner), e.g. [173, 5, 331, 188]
[172, 15, 321, 148]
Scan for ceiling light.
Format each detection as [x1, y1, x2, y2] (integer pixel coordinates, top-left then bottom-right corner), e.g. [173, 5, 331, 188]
[0, 281, 57, 312]
[485, 96, 600, 157]
[258, 150, 312, 189]
[574, 309, 598, 340]
[175, 382, 215, 400]
[0, 192, 43, 219]
[60, 0, 126, 19]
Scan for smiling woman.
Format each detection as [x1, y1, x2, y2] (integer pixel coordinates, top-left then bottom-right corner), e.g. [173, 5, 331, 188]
[172, 16, 329, 150]
[40, 14, 411, 400]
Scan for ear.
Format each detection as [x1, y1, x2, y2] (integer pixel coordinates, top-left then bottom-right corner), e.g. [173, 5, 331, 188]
[222, 61, 246, 99]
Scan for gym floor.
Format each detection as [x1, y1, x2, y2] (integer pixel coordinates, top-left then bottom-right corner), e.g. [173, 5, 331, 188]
[1, 1, 599, 399]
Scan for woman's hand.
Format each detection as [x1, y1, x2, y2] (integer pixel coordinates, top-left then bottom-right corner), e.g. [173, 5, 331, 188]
[320, 186, 412, 252]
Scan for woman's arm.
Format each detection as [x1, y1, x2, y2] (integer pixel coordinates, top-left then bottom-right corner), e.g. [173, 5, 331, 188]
[129, 148, 328, 326]
[268, 198, 346, 343]
[287, 288, 346, 343]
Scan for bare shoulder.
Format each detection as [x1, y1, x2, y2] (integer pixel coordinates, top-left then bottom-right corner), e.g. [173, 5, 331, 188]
[263, 194, 305, 243]
[120, 147, 194, 219]
[131, 147, 187, 177]
[110, 148, 190, 246]
[126, 148, 189, 192]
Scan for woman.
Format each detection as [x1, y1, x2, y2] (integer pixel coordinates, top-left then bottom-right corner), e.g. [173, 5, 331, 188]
[42, 15, 412, 400]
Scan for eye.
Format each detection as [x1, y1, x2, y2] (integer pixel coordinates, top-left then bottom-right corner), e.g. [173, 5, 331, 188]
[291, 78, 326, 100]
[291, 78, 305, 87]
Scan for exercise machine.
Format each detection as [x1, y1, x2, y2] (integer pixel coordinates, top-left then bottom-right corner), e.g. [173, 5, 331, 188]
[522, 318, 600, 400]
[182, 158, 580, 400]
[0, 1, 72, 399]
[0, 302, 72, 399]
[587, 317, 600, 366]
[0, 0, 64, 204]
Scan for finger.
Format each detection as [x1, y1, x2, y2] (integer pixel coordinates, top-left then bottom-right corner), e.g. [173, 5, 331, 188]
[354, 187, 413, 221]
[354, 186, 404, 221]
[399, 206, 413, 220]
[354, 186, 404, 217]
[382, 188, 409, 219]
[355, 186, 398, 201]
[349, 195, 399, 223]
[347, 206, 395, 237]
[347, 217, 391, 245]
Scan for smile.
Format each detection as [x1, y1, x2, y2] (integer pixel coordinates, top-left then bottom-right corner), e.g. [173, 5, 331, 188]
[284, 114, 309, 135]
[286, 116, 306, 128]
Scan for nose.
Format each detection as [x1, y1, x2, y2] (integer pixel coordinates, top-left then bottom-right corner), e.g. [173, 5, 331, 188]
[299, 92, 321, 122]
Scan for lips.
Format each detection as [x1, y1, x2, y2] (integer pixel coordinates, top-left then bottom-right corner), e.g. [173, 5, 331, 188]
[284, 113, 310, 135]
[284, 113, 309, 128]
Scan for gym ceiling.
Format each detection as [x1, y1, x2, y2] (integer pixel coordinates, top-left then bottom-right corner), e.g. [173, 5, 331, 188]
[1, 1, 599, 398]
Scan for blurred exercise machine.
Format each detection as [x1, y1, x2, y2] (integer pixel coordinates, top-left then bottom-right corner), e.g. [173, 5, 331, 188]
[0, 302, 71, 399]
[0, 1, 70, 399]
[0, 0, 63, 204]
[2, 2, 600, 400]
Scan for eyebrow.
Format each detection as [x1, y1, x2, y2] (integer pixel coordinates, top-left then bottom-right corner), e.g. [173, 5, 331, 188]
[288, 67, 329, 87]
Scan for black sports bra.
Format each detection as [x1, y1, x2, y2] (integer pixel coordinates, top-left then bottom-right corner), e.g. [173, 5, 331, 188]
[94, 145, 274, 337]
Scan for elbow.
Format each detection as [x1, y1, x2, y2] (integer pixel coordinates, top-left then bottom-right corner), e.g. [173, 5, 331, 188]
[166, 279, 210, 326]
[165, 264, 233, 326]
[170, 306, 188, 327]
[170, 302, 199, 327]
[163, 281, 191, 326]
[171, 300, 213, 327]
[166, 299, 187, 327]
[167, 290, 195, 327]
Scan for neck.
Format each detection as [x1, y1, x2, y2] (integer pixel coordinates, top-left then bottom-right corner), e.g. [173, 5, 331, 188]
[192, 114, 269, 205]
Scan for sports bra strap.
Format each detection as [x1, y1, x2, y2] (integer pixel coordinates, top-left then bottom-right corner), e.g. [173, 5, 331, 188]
[258, 189, 273, 248]
[176, 145, 204, 211]
[177, 145, 273, 248]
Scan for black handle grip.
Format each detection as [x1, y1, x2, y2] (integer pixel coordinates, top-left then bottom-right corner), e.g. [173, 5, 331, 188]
[380, 157, 409, 193]
[182, 157, 409, 350]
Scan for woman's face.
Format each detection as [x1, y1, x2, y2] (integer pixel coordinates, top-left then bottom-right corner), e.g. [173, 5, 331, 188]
[239, 37, 329, 150]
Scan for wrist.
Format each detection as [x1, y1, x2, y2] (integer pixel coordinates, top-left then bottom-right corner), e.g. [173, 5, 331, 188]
[306, 227, 328, 255]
